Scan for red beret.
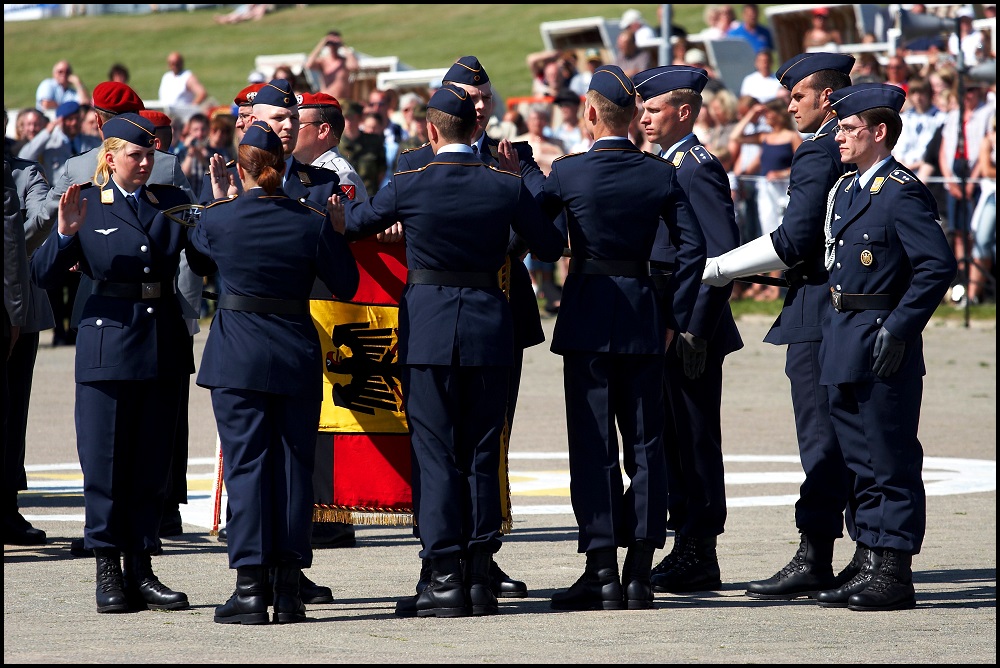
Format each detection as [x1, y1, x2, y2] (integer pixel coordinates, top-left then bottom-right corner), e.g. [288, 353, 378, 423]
[92, 81, 145, 114]
[298, 92, 341, 110]
[138, 109, 172, 128]
[234, 83, 265, 107]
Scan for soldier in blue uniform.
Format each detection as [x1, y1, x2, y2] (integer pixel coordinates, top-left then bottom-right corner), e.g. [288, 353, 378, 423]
[340, 84, 565, 618]
[30, 113, 193, 614]
[208, 81, 355, 596]
[394, 55, 553, 601]
[816, 83, 956, 611]
[539, 66, 706, 611]
[187, 121, 359, 625]
[703, 53, 867, 599]
[633, 65, 743, 593]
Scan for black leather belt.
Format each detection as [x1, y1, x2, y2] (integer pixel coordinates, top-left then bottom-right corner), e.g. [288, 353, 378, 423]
[569, 258, 650, 277]
[407, 269, 498, 289]
[217, 294, 310, 316]
[94, 280, 175, 300]
[830, 289, 895, 312]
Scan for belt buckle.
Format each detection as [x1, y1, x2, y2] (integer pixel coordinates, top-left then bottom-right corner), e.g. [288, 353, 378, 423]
[141, 282, 161, 299]
[831, 290, 843, 312]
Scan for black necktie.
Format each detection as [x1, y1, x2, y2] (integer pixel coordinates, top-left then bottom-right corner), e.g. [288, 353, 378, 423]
[125, 193, 138, 214]
[471, 144, 479, 155]
[848, 178, 860, 206]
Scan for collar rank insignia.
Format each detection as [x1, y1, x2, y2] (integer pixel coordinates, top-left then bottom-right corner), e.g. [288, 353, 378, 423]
[671, 151, 685, 167]
[101, 189, 114, 204]
[298, 171, 312, 186]
[146, 191, 158, 205]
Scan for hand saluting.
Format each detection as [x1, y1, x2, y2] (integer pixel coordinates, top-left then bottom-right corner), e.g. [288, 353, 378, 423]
[58, 183, 86, 237]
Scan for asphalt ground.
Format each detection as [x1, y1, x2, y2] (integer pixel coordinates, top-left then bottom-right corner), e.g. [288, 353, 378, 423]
[3, 315, 996, 664]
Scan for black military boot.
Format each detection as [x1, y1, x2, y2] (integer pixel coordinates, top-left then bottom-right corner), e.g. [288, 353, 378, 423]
[848, 549, 916, 611]
[272, 565, 307, 624]
[816, 546, 879, 608]
[621, 541, 657, 610]
[299, 572, 333, 604]
[550, 547, 624, 611]
[123, 551, 189, 610]
[214, 566, 270, 624]
[746, 533, 837, 599]
[94, 549, 128, 614]
[415, 558, 432, 594]
[489, 558, 528, 598]
[650, 534, 683, 580]
[466, 549, 499, 616]
[416, 555, 469, 618]
[832, 542, 869, 588]
[651, 536, 722, 593]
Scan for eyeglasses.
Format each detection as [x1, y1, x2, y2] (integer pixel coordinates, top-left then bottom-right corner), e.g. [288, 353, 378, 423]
[834, 124, 872, 138]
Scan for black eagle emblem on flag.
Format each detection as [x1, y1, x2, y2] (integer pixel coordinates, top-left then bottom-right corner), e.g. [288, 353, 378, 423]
[325, 321, 400, 415]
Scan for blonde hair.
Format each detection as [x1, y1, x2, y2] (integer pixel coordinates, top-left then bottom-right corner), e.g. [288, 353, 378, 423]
[93, 137, 129, 187]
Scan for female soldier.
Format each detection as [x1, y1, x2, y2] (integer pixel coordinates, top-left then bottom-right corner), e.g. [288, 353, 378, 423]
[31, 113, 194, 614]
[186, 121, 359, 625]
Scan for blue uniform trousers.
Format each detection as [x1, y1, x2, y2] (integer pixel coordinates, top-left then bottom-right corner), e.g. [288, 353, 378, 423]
[77, 376, 183, 553]
[827, 378, 926, 554]
[787, 340, 855, 539]
[403, 364, 508, 560]
[662, 347, 727, 538]
[211, 387, 319, 569]
[563, 352, 667, 553]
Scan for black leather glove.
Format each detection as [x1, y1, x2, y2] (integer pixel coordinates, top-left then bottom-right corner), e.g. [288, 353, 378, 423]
[676, 331, 708, 380]
[872, 326, 905, 378]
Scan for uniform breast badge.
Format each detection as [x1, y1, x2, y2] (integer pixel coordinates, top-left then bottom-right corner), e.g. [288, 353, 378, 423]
[860, 249, 873, 266]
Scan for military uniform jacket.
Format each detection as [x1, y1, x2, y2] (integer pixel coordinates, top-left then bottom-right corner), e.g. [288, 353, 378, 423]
[344, 150, 565, 366]
[819, 159, 956, 385]
[396, 138, 552, 350]
[187, 189, 359, 399]
[541, 139, 706, 355]
[9, 156, 57, 333]
[30, 182, 195, 382]
[766, 118, 852, 345]
[654, 137, 742, 356]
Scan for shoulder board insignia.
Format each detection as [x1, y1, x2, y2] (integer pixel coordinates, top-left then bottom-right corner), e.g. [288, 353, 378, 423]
[400, 142, 430, 155]
[870, 176, 886, 194]
[691, 145, 712, 164]
[552, 151, 585, 163]
[146, 190, 159, 205]
[486, 165, 521, 177]
[101, 189, 114, 204]
[298, 200, 326, 216]
[888, 169, 916, 184]
[489, 144, 499, 159]
[298, 171, 312, 187]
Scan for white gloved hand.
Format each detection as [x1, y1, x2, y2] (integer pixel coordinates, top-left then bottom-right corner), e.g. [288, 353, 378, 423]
[702, 256, 730, 287]
[716, 234, 788, 280]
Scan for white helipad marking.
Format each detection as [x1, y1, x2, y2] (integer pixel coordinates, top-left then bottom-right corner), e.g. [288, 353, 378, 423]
[21, 454, 995, 525]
